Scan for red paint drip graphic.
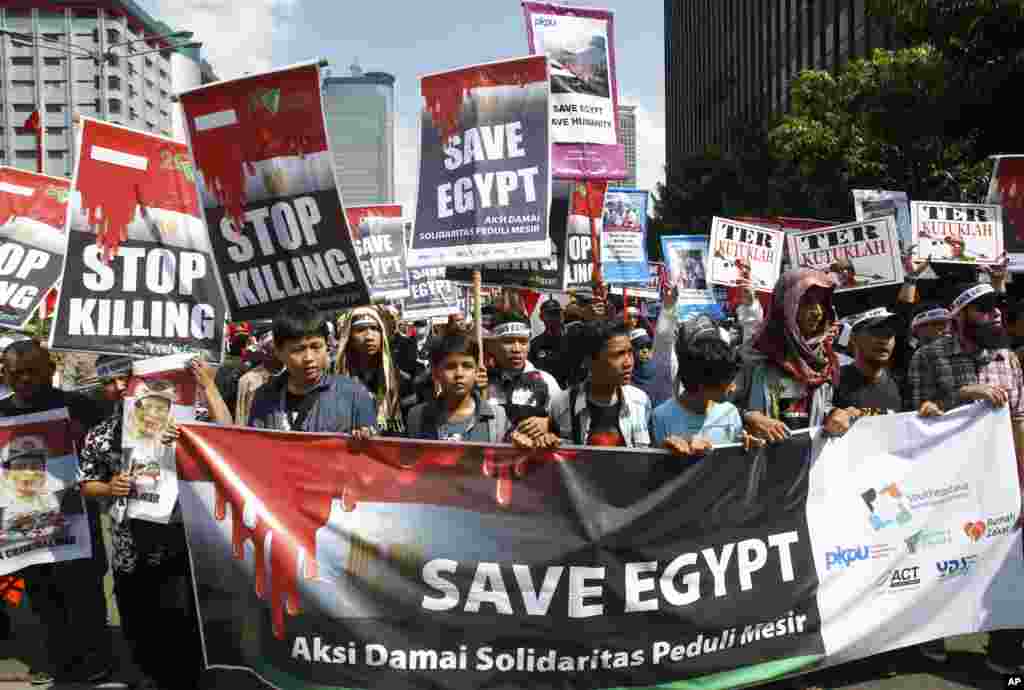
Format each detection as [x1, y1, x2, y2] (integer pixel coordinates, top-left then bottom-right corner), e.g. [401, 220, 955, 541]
[181, 66, 327, 233]
[422, 57, 548, 143]
[177, 427, 569, 639]
[0, 168, 69, 230]
[75, 121, 200, 259]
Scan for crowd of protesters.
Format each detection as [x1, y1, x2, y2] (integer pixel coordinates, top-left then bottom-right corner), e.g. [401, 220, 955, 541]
[3, 246, 1024, 689]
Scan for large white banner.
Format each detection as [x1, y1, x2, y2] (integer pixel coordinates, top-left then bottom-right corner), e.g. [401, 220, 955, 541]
[808, 405, 1022, 664]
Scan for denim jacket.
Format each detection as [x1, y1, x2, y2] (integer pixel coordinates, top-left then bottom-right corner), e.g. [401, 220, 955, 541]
[246, 373, 377, 433]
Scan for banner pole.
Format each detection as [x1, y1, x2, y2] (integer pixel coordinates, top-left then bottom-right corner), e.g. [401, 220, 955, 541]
[473, 269, 483, 359]
[587, 181, 606, 305]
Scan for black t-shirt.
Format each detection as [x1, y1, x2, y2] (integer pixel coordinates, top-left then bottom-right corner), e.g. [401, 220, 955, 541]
[587, 398, 624, 447]
[285, 392, 305, 428]
[833, 364, 903, 416]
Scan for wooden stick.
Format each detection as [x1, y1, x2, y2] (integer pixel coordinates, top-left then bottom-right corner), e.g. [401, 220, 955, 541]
[473, 269, 483, 360]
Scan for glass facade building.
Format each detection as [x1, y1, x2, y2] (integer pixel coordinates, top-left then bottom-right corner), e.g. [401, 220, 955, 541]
[0, 1, 215, 178]
[665, 0, 898, 172]
[322, 70, 396, 206]
[616, 104, 637, 189]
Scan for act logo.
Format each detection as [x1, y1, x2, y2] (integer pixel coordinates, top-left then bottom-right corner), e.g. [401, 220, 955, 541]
[861, 483, 912, 530]
[875, 565, 922, 592]
[825, 545, 869, 570]
[905, 528, 952, 554]
[936, 555, 978, 580]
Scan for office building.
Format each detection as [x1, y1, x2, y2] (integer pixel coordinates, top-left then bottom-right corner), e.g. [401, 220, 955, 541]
[0, 1, 216, 178]
[665, 0, 897, 170]
[617, 104, 637, 188]
[323, 64, 396, 206]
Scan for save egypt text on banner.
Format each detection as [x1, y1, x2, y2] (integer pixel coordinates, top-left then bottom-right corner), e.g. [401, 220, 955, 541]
[49, 118, 226, 361]
[116, 354, 197, 525]
[0, 409, 90, 576]
[179, 427, 823, 690]
[0, 167, 68, 330]
[522, 1, 626, 180]
[408, 55, 552, 269]
[178, 61, 370, 320]
[177, 406, 1024, 690]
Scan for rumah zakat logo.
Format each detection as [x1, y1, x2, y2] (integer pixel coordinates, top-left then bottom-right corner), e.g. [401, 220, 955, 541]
[861, 483, 912, 530]
[964, 512, 1016, 542]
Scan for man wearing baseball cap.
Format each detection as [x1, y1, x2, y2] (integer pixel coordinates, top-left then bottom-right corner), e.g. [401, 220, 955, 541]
[529, 299, 567, 387]
[907, 282, 1024, 672]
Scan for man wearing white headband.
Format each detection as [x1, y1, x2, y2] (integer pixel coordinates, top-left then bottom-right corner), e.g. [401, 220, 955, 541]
[907, 281, 1024, 673]
[486, 312, 561, 441]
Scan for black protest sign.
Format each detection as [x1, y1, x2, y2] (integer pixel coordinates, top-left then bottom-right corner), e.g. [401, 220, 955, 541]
[352, 217, 411, 302]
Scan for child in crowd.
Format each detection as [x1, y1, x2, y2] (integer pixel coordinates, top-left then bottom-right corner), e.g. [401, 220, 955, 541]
[652, 318, 744, 449]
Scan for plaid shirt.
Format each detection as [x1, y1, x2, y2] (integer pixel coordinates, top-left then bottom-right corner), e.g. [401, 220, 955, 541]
[906, 334, 1024, 418]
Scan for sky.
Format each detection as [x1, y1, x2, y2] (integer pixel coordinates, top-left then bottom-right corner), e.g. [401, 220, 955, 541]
[140, 0, 665, 213]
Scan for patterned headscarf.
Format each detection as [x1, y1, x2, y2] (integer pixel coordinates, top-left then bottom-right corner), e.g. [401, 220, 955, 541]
[335, 306, 401, 430]
[753, 269, 840, 389]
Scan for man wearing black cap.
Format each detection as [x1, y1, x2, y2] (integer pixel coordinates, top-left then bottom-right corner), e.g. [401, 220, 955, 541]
[833, 308, 907, 416]
[529, 299, 567, 386]
[907, 281, 1024, 673]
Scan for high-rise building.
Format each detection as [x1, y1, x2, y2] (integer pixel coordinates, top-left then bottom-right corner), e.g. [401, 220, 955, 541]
[322, 64, 396, 207]
[665, 1, 897, 173]
[616, 104, 637, 189]
[0, 1, 216, 178]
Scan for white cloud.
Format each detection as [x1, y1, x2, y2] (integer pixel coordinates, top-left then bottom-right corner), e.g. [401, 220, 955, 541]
[621, 94, 666, 205]
[149, 0, 296, 79]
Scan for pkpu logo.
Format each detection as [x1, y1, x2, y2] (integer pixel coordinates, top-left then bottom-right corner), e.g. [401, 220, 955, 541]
[862, 483, 912, 530]
[936, 555, 978, 580]
[535, 16, 558, 27]
[825, 545, 869, 570]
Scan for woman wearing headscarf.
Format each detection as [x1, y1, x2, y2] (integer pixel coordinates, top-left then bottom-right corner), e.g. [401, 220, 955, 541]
[336, 306, 406, 435]
[734, 268, 858, 438]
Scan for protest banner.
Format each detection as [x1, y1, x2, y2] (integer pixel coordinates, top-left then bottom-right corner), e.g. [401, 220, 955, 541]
[563, 181, 605, 290]
[609, 261, 662, 300]
[707, 217, 785, 290]
[852, 189, 911, 250]
[446, 181, 570, 291]
[177, 404, 1021, 690]
[911, 201, 1003, 265]
[352, 217, 411, 302]
[0, 409, 90, 576]
[115, 354, 196, 525]
[661, 235, 708, 291]
[178, 61, 370, 320]
[408, 56, 552, 268]
[787, 217, 904, 292]
[600, 188, 649, 285]
[985, 155, 1024, 271]
[0, 167, 69, 329]
[522, 1, 627, 179]
[404, 267, 461, 321]
[49, 118, 226, 360]
[345, 204, 403, 242]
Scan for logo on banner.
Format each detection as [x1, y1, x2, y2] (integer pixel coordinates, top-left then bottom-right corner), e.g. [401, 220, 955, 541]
[825, 545, 870, 570]
[936, 555, 978, 580]
[905, 482, 969, 510]
[534, 16, 557, 27]
[250, 88, 281, 115]
[905, 528, 952, 554]
[874, 565, 922, 593]
[861, 484, 912, 530]
[964, 512, 1016, 541]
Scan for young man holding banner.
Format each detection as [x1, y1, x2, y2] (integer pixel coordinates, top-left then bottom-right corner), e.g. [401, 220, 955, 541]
[247, 303, 377, 436]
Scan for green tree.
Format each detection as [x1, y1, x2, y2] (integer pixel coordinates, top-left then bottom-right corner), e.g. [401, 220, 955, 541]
[769, 45, 991, 204]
